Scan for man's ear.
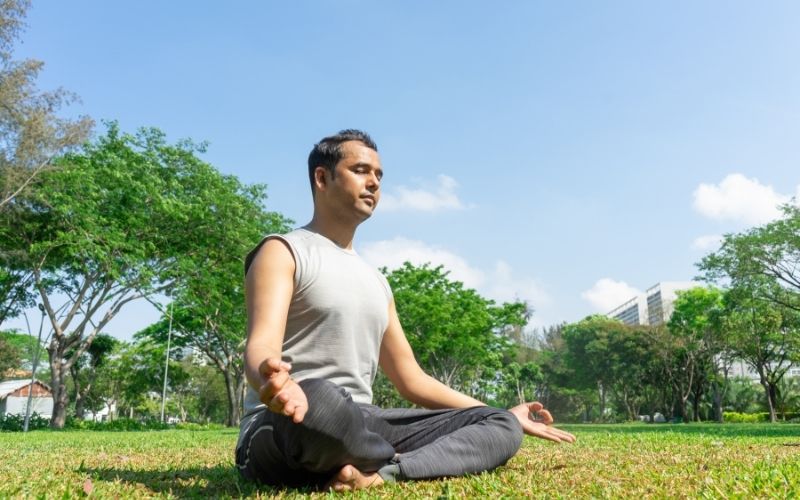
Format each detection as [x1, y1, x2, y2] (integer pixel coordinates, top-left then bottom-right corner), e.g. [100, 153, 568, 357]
[314, 166, 328, 192]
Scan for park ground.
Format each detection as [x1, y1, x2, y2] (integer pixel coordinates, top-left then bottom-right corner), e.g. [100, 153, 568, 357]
[1, 424, 799, 498]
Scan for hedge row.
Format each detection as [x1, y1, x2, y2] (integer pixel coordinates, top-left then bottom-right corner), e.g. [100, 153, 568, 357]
[723, 411, 800, 423]
[1, 414, 226, 432]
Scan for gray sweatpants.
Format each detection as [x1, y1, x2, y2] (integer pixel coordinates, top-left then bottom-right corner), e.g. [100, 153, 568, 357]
[236, 378, 524, 488]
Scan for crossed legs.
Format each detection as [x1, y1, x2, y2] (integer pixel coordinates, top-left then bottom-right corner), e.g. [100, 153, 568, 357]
[236, 378, 523, 489]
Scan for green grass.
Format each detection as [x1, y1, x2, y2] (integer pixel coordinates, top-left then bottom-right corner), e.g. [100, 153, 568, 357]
[2, 424, 799, 498]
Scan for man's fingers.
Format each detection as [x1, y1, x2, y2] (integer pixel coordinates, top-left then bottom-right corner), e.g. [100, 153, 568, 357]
[259, 358, 292, 377]
[537, 409, 554, 425]
[259, 371, 290, 404]
[529, 402, 544, 413]
[524, 423, 562, 443]
[292, 404, 307, 424]
[552, 428, 577, 442]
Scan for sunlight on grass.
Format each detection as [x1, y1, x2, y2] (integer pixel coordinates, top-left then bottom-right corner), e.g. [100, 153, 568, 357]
[1, 424, 799, 498]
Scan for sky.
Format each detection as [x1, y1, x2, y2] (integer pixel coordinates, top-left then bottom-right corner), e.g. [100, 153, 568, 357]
[6, 1, 800, 340]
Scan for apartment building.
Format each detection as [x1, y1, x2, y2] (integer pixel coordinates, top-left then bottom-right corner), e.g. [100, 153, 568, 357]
[607, 281, 699, 327]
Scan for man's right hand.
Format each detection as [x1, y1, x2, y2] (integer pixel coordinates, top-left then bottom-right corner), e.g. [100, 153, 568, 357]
[258, 358, 308, 424]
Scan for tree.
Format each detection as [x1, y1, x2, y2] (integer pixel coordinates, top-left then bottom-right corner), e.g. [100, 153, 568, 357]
[720, 284, 800, 422]
[700, 204, 800, 313]
[494, 361, 543, 408]
[67, 333, 116, 419]
[1, 124, 283, 427]
[383, 262, 527, 397]
[0, 1, 92, 323]
[0, 333, 19, 374]
[92, 339, 189, 421]
[136, 167, 291, 426]
[0, 0, 92, 210]
[667, 287, 727, 422]
[0, 328, 38, 368]
[562, 316, 621, 420]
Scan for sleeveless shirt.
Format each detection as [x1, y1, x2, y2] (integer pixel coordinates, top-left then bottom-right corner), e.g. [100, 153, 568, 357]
[238, 227, 392, 444]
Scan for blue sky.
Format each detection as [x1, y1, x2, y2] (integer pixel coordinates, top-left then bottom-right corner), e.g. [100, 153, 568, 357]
[7, 1, 800, 339]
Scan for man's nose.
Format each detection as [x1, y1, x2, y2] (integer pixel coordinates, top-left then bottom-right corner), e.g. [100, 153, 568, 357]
[366, 172, 380, 190]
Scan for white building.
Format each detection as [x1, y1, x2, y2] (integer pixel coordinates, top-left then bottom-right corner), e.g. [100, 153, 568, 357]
[0, 379, 53, 418]
[607, 281, 699, 326]
[606, 283, 800, 380]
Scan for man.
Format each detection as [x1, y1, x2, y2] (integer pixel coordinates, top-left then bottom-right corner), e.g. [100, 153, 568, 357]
[236, 130, 575, 491]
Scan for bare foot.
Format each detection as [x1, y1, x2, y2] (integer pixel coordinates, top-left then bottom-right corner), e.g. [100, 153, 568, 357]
[326, 464, 384, 492]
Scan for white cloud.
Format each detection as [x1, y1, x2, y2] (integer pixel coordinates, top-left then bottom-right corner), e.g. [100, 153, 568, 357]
[359, 238, 552, 313]
[691, 234, 723, 251]
[692, 173, 795, 225]
[360, 237, 484, 288]
[485, 260, 553, 309]
[581, 278, 641, 313]
[379, 175, 467, 212]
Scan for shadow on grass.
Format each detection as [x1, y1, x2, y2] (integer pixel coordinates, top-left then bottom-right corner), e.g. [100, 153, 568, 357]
[86, 465, 313, 498]
[562, 423, 800, 439]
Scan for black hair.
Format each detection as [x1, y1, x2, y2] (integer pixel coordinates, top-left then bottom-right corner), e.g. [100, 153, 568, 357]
[307, 129, 378, 196]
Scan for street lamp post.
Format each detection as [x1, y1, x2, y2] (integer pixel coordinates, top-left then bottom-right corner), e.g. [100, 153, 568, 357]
[23, 304, 46, 432]
[160, 302, 173, 424]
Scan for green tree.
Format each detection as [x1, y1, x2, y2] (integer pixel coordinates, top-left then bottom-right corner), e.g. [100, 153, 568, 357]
[0, 0, 92, 210]
[0, 1, 92, 323]
[1, 124, 284, 427]
[383, 262, 527, 398]
[530, 323, 591, 422]
[667, 287, 726, 422]
[720, 285, 799, 422]
[0, 328, 40, 368]
[136, 168, 291, 426]
[700, 205, 800, 313]
[93, 339, 188, 421]
[562, 316, 620, 420]
[494, 361, 543, 408]
[0, 333, 20, 374]
[67, 333, 117, 419]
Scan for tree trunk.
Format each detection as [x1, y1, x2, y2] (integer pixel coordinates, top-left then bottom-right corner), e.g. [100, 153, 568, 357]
[48, 341, 70, 429]
[677, 395, 688, 422]
[761, 378, 778, 423]
[234, 374, 246, 425]
[223, 368, 241, 427]
[711, 381, 723, 423]
[691, 389, 701, 422]
[763, 381, 778, 423]
[597, 382, 606, 422]
[71, 365, 84, 419]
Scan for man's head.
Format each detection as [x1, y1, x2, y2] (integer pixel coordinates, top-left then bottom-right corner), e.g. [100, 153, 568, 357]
[307, 129, 378, 197]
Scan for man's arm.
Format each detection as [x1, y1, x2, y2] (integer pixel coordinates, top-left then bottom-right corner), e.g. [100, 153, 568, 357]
[379, 299, 576, 443]
[245, 238, 308, 423]
[379, 299, 486, 409]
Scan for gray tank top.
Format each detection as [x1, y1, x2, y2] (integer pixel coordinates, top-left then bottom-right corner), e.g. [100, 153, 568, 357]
[240, 227, 392, 429]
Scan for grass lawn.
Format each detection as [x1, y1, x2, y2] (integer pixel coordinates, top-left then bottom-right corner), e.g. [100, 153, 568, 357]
[2, 424, 799, 498]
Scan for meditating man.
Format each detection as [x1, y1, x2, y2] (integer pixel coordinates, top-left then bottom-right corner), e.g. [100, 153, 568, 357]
[236, 129, 575, 491]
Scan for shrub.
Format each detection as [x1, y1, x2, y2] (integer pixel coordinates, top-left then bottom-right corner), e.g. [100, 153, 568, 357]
[723, 411, 767, 423]
[0, 413, 50, 431]
[64, 417, 169, 431]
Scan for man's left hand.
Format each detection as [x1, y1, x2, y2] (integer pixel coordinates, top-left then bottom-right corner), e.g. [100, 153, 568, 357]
[509, 402, 576, 443]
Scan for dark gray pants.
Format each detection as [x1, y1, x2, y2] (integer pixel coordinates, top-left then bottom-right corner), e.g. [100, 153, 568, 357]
[236, 378, 524, 488]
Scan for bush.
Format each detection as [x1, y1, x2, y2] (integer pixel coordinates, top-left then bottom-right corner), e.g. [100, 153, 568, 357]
[0, 412, 50, 431]
[63, 418, 226, 431]
[723, 411, 768, 423]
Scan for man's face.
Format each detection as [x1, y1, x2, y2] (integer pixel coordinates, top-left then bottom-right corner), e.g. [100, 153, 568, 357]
[317, 140, 383, 222]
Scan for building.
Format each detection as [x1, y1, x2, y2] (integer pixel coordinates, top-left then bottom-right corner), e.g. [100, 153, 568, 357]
[0, 379, 53, 418]
[607, 282, 800, 380]
[607, 281, 699, 326]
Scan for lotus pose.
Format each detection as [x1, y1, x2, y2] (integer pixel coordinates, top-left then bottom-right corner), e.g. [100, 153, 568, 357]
[235, 130, 575, 491]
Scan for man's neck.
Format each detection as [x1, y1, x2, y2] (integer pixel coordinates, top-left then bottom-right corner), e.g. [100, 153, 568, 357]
[305, 215, 358, 250]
